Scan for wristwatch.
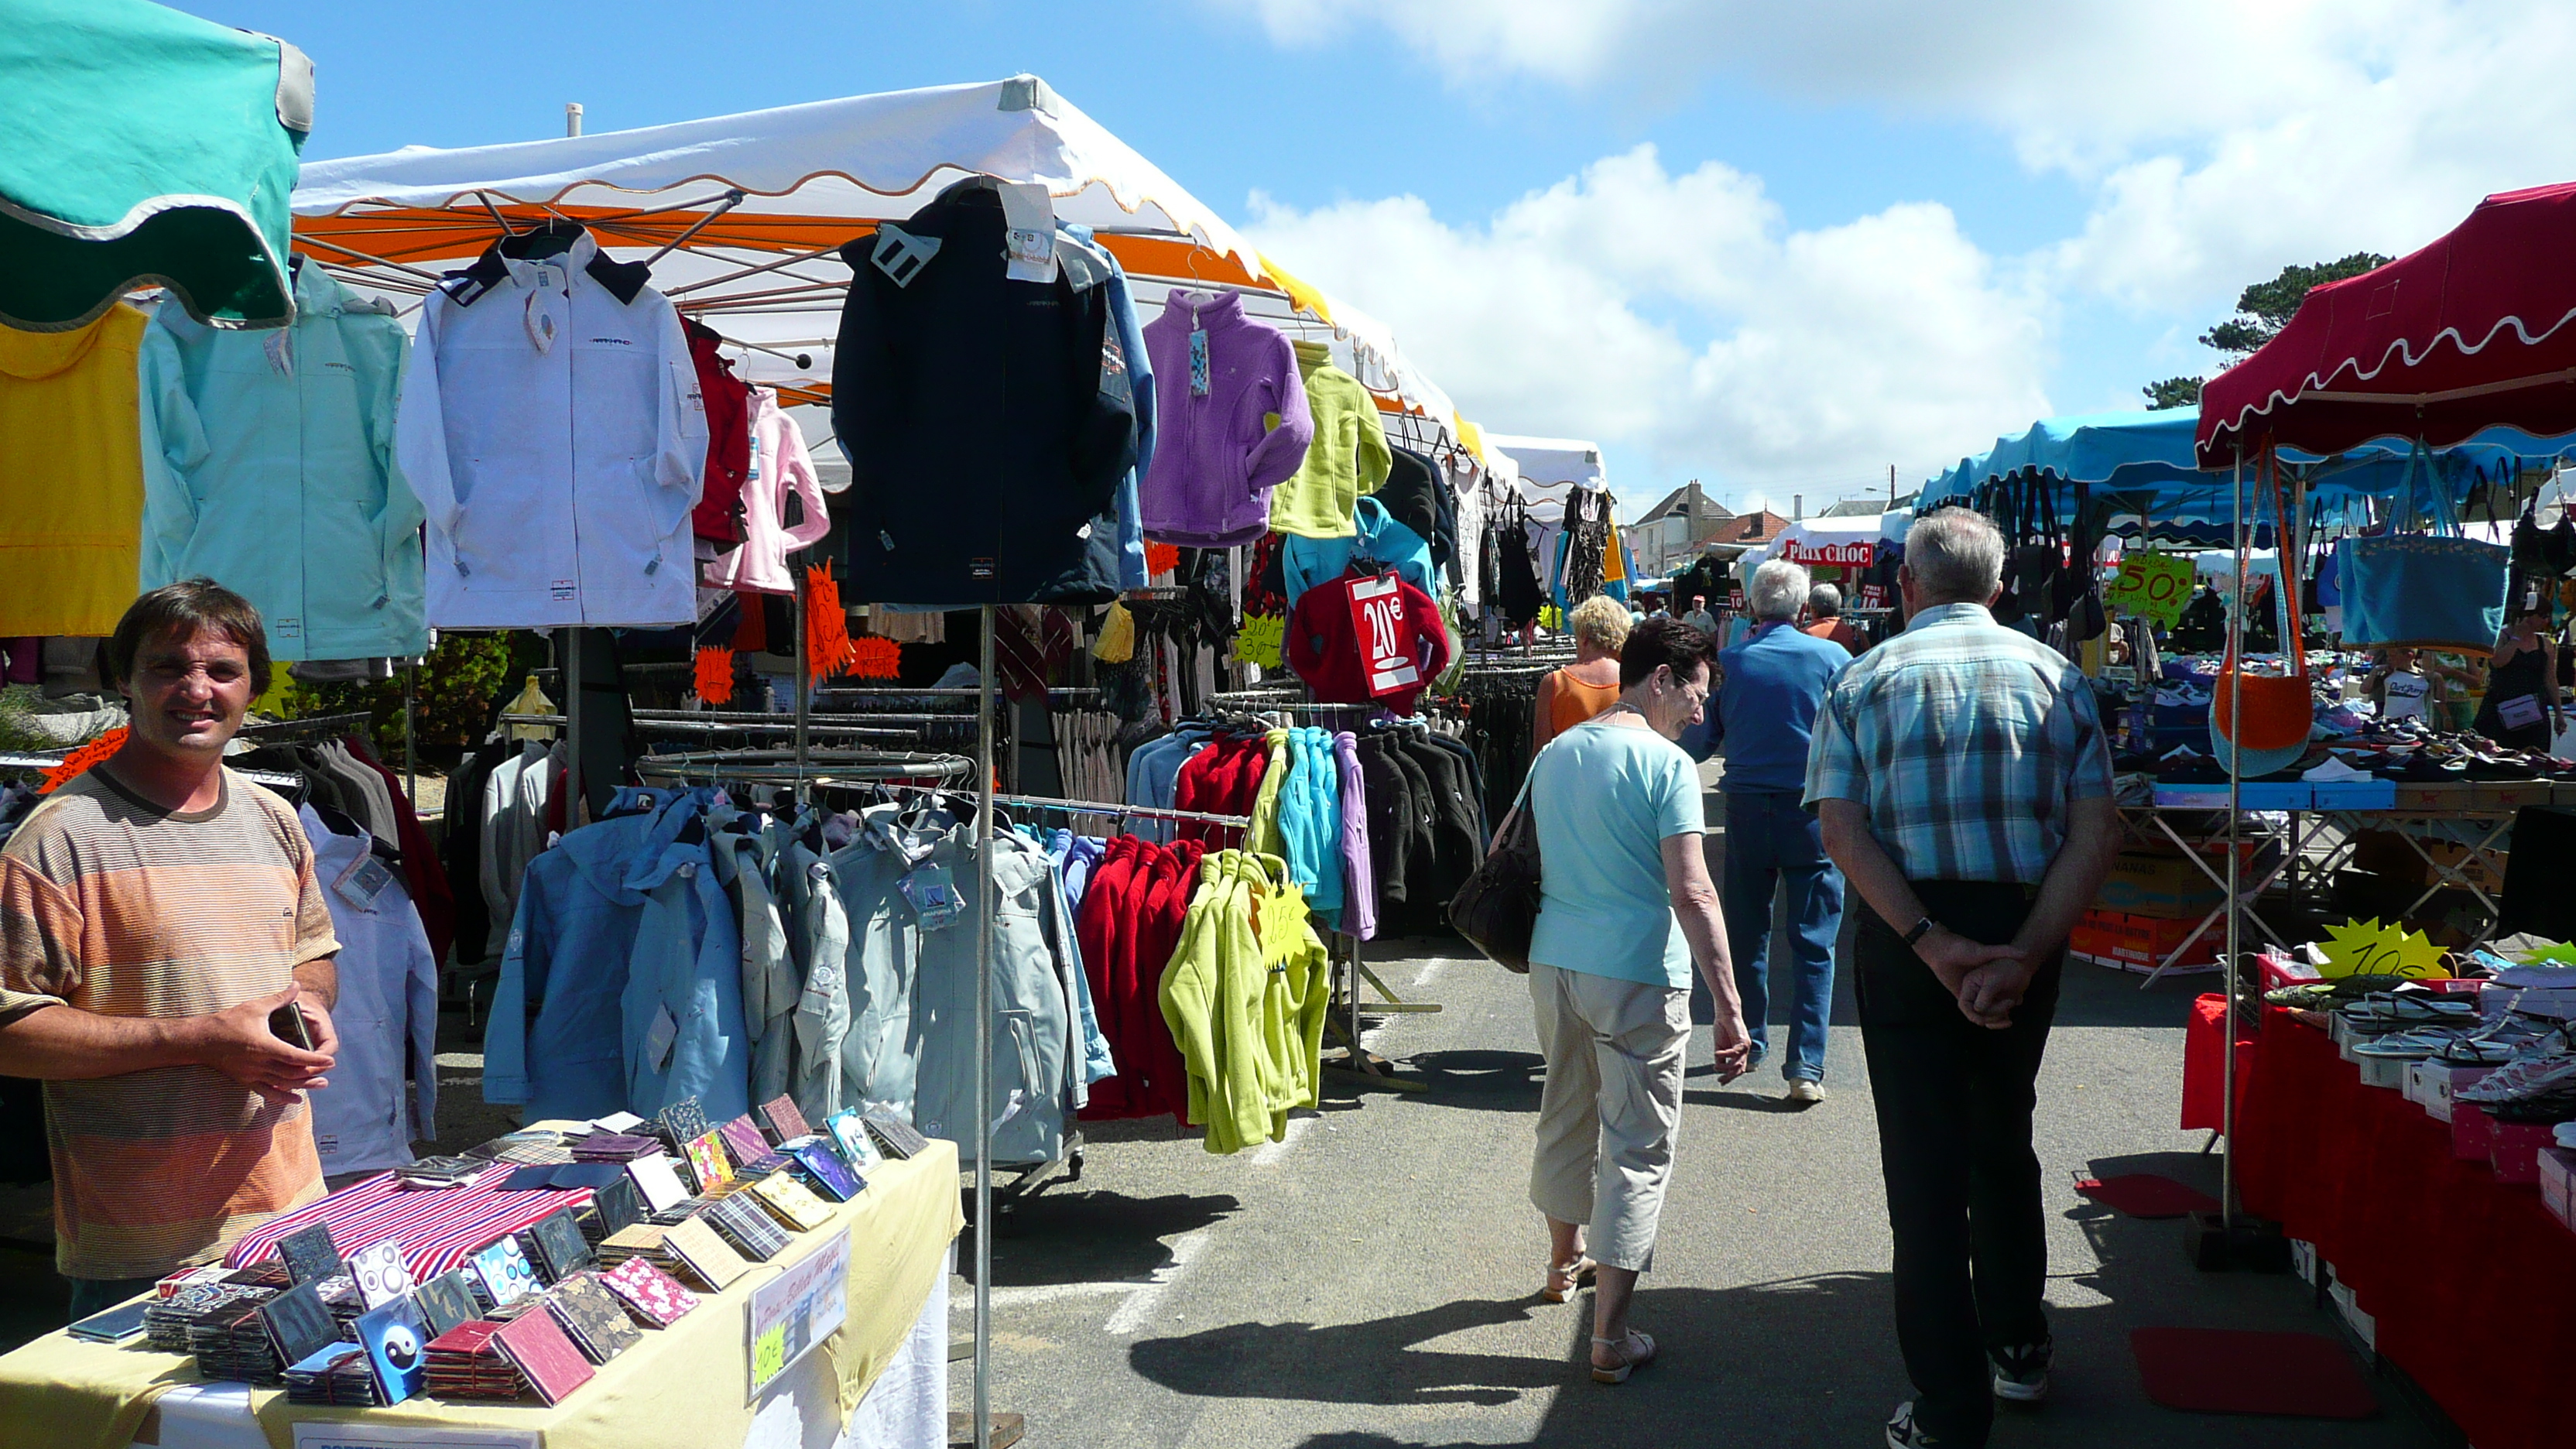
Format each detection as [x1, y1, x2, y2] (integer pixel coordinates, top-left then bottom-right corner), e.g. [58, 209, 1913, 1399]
[1902, 916, 1937, 947]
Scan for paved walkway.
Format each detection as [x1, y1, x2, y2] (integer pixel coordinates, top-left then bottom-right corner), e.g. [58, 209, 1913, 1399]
[945, 807, 2454, 1447]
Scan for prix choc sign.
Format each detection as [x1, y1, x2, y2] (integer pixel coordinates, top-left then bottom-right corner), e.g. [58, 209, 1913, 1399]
[1779, 539, 1875, 569]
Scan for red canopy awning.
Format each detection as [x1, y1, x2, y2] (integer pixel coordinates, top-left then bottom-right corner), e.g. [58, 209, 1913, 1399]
[2197, 181, 2576, 465]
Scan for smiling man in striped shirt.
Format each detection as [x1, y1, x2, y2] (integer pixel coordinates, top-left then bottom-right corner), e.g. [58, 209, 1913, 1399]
[0, 580, 341, 1320]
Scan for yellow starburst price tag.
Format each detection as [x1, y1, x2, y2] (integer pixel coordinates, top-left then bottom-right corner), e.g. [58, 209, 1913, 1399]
[2316, 918, 2448, 980]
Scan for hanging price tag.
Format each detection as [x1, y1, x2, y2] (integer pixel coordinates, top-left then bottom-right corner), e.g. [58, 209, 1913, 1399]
[2106, 551, 2194, 627]
[1346, 574, 1419, 698]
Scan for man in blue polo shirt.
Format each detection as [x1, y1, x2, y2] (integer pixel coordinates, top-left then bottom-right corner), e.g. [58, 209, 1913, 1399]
[1711, 558, 1852, 1103]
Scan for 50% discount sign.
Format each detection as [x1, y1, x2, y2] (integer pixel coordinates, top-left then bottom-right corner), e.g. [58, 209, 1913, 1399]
[2105, 551, 2194, 628]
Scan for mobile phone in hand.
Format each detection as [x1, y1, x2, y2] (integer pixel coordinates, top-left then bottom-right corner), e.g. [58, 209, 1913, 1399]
[269, 1000, 313, 1050]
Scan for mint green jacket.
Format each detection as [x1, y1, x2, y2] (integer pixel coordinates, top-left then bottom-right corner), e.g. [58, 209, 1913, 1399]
[139, 259, 426, 660]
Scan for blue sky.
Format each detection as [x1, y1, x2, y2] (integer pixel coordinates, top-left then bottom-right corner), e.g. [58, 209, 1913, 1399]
[190, 2, 2576, 517]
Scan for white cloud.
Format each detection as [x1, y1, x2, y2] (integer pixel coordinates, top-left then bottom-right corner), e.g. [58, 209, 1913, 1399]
[1245, 146, 2052, 504]
[1221, 1, 2576, 317]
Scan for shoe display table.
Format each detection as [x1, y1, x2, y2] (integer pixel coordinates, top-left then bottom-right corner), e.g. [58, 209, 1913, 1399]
[2232, 1009, 2576, 1449]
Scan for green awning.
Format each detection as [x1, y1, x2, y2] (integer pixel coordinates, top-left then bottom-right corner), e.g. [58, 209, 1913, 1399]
[0, 0, 310, 331]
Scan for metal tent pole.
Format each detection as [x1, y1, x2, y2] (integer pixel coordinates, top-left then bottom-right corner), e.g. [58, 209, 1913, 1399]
[793, 566, 811, 787]
[402, 660, 417, 808]
[974, 604, 995, 1449]
[2222, 445, 2245, 1231]
[564, 630, 584, 819]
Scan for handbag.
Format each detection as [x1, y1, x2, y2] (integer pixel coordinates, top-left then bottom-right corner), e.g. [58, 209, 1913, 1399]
[2211, 454, 2314, 776]
[1447, 777, 1541, 973]
[2336, 440, 2510, 655]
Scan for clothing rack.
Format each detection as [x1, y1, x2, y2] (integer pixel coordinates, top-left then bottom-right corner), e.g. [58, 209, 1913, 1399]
[629, 748, 975, 784]
[0, 751, 303, 792]
[240, 711, 377, 739]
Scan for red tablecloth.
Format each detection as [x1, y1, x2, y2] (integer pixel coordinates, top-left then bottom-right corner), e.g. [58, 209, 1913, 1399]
[2233, 1009, 2576, 1449]
[2180, 992, 2255, 1132]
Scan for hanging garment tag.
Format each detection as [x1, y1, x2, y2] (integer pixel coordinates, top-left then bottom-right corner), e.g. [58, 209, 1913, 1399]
[263, 329, 294, 377]
[871, 225, 941, 287]
[644, 1005, 679, 1072]
[899, 864, 964, 930]
[336, 855, 396, 913]
[1347, 573, 1420, 698]
[995, 180, 1060, 284]
[1189, 328, 1210, 396]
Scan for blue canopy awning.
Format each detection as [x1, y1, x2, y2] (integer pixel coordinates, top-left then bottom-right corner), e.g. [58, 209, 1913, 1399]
[1917, 407, 2573, 521]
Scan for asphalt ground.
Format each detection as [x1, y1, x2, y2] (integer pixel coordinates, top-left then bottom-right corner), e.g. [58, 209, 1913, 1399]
[940, 802, 2458, 1449]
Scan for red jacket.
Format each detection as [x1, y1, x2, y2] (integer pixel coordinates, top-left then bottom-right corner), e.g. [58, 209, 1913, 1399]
[1285, 570, 1452, 714]
[1173, 735, 1268, 844]
[1076, 837, 1203, 1122]
[686, 320, 755, 542]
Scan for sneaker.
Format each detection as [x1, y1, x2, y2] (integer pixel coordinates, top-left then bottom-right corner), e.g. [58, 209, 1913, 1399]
[1990, 1339, 2051, 1402]
[1784, 1079, 1826, 1105]
[1885, 1401, 1949, 1446]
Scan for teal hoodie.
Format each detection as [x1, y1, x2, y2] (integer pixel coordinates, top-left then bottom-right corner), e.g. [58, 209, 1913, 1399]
[139, 256, 426, 659]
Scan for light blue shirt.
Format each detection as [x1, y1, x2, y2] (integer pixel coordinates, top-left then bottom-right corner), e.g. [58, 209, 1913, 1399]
[1526, 718, 1705, 988]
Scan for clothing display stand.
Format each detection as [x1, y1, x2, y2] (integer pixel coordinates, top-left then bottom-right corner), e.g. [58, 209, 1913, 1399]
[972, 604, 996, 1449]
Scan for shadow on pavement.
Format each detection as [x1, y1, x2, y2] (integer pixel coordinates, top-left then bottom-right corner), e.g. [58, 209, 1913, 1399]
[984, 1190, 1242, 1289]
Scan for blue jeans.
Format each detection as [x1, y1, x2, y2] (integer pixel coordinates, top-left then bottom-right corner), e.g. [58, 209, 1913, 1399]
[1720, 790, 1845, 1081]
[67, 1275, 162, 1323]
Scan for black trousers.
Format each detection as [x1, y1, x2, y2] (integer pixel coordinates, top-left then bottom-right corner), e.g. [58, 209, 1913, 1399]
[1855, 882, 2061, 1447]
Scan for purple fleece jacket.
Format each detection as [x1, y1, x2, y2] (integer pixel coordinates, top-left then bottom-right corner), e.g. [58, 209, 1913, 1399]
[1139, 290, 1314, 546]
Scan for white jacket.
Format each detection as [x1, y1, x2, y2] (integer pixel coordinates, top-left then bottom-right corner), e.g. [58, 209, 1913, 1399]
[299, 807, 440, 1176]
[703, 386, 829, 595]
[396, 226, 707, 627]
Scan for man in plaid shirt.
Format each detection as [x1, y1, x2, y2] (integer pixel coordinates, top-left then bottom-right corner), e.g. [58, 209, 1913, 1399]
[1804, 507, 2119, 1449]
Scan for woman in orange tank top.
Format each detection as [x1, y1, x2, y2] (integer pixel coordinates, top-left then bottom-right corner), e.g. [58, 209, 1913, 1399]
[1533, 595, 1636, 753]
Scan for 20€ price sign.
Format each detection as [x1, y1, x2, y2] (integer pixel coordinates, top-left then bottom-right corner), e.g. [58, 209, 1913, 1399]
[2106, 551, 2194, 628]
[1345, 574, 1420, 699]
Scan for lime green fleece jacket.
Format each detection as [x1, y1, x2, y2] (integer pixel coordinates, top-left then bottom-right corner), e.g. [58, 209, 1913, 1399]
[1267, 341, 1391, 539]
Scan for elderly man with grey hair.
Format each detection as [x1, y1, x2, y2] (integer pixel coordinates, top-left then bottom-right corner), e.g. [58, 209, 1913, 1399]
[1706, 558, 1852, 1102]
[1805, 581, 1863, 653]
[1804, 507, 2119, 1449]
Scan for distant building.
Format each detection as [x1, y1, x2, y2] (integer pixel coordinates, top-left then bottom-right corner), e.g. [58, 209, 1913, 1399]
[1631, 481, 1735, 577]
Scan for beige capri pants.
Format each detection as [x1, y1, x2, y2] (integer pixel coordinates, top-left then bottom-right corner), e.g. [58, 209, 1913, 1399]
[1526, 961, 1691, 1273]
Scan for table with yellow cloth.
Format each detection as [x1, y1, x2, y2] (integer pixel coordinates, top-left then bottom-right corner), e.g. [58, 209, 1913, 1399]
[0, 1142, 964, 1449]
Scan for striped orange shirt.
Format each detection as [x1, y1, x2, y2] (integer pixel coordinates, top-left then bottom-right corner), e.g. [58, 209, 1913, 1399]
[0, 766, 338, 1279]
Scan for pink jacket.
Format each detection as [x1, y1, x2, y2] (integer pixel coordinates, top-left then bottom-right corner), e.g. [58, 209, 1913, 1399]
[703, 387, 828, 594]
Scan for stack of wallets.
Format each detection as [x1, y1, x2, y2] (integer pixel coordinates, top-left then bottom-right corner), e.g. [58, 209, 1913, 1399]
[249, 1282, 342, 1383]
[544, 1273, 642, 1364]
[681, 1132, 735, 1196]
[625, 1155, 692, 1214]
[786, 1139, 865, 1201]
[861, 1108, 930, 1160]
[283, 1345, 382, 1406]
[492, 1306, 595, 1406]
[192, 1303, 289, 1383]
[600, 1256, 701, 1327]
[393, 1154, 487, 1189]
[275, 1222, 345, 1285]
[718, 1117, 786, 1176]
[748, 1173, 834, 1233]
[660, 1217, 751, 1290]
[223, 1261, 293, 1290]
[584, 1177, 646, 1240]
[345, 1238, 417, 1308]
[704, 1194, 792, 1261]
[355, 1297, 432, 1406]
[318, 1276, 367, 1337]
[149, 1285, 272, 1353]
[522, 1208, 596, 1285]
[423, 1321, 524, 1401]
[758, 1095, 813, 1145]
[414, 1271, 482, 1340]
[468, 1237, 541, 1310]
[656, 1098, 711, 1153]
[593, 1224, 674, 1273]
[570, 1133, 663, 1163]
[474, 1130, 574, 1166]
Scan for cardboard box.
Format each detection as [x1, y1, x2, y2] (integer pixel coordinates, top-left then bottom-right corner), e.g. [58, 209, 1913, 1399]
[2472, 780, 2555, 809]
[2454, 1102, 2496, 1162]
[2391, 781, 2475, 811]
[2071, 908, 2219, 972]
[2308, 779, 2398, 810]
[2492, 1120, 2556, 1184]
[2538, 1147, 2576, 1230]
[2349, 829, 2507, 894]
[2552, 780, 2576, 808]
[2097, 851, 2226, 919]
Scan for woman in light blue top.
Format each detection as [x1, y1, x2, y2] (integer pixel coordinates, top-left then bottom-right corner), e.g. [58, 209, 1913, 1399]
[1522, 617, 1752, 1384]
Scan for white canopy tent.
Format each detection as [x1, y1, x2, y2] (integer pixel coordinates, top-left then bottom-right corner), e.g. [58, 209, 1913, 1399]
[289, 74, 1502, 1449]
